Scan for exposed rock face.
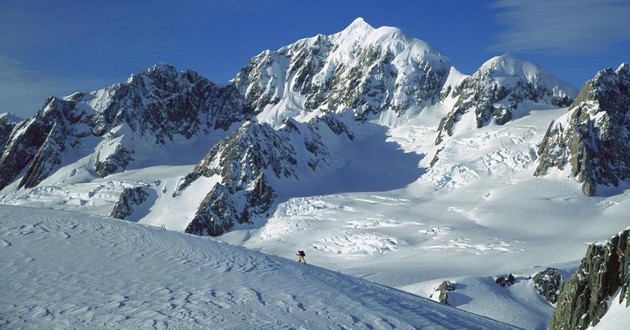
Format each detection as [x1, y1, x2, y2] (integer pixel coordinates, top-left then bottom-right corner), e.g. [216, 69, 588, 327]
[181, 121, 290, 236]
[435, 54, 575, 145]
[549, 229, 630, 330]
[533, 267, 563, 304]
[0, 114, 20, 153]
[181, 114, 353, 236]
[109, 187, 150, 220]
[535, 64, 630, 195]
[0, 112, 55, 190]
[0, 64, 229, 191]
[495, 273, 516, 287]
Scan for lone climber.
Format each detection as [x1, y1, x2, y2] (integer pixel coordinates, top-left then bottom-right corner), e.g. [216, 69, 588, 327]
[297, 250, 306, 264]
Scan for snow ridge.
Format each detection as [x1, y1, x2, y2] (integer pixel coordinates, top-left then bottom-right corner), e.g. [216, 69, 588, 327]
[0, 205, 516, 329]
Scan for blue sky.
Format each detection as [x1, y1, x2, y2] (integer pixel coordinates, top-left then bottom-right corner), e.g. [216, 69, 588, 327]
[1, 0, 629, 118]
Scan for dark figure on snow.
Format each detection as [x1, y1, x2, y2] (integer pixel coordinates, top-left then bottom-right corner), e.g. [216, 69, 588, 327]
[297, 250, 306, 264]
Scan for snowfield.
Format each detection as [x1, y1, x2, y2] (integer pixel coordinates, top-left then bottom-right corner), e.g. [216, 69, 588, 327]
[1, 103, 629, 329]
[0, 205, 516, 329]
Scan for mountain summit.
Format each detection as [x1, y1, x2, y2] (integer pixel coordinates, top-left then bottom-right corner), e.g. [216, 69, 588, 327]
[435, 54, 576, 145]
[230, 17, 451, 126]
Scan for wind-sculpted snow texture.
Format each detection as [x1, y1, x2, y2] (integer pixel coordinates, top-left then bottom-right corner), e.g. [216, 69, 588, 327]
[535, 64, 630, 195]
[435, 54, 576, 145]
[0, 206, 516, 329]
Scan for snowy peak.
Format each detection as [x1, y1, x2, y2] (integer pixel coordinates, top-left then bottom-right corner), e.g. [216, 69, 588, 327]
[434, 54, 576, 145]
[0, 64, 232, 192]
[535, 63, 630, 195]
[230, 17, 451, 126]
[332, 17, 375, 40]
[477, 54, 576, 94]
[479, 54, 540, 79]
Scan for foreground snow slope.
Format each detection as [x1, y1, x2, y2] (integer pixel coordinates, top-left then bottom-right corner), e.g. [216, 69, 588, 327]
[0, 205, 515, 329]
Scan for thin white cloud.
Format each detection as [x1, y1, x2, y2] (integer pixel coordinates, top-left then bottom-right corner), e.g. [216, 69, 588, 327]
[0, 55, 41, 82]
[490, 0, 630, 54]
[0, 55, 111, 118]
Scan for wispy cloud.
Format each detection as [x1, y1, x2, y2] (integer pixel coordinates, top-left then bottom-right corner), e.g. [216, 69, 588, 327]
[0, 55, 111, 118]
[0, 55, 41, 82]
[490, 0, 630, 54]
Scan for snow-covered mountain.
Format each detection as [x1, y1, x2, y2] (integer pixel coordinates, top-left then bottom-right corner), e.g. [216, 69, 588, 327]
[535, 63, 630, 195]
[435, 54, 576, 145]
[1, 17, 630, 328]
[0, 64, 231, 191]
[231, 17, 452, 126]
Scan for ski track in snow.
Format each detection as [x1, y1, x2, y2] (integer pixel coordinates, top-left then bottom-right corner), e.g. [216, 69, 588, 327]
[0, 206, 515, 329]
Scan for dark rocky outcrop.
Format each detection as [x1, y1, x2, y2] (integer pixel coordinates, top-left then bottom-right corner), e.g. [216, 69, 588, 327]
[0, 114, 20, 153]
[181, 121, 298, 236]
[549, 229, 630, 330]
[495, 273, 515, 287]
[0, 114, 54, 190]
[533, 267, 563, 304]
[535, 64, 630, 195]
[109, 187, 150, 221]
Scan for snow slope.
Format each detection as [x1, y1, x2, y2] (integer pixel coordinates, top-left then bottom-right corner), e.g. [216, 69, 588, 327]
[0, 205, 515, 329]
[218, 106, 630, 329]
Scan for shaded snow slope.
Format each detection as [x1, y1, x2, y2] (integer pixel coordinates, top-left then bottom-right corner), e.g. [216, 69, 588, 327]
[0, 205, 515, 329]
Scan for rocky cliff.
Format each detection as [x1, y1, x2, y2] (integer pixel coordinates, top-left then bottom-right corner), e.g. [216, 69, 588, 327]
[549, 228, 630, 329]
[0, 64, 231, 191]
[179, 114, 353, 236]
[109, 186, 151, 221]
[535, 64, 630, 195]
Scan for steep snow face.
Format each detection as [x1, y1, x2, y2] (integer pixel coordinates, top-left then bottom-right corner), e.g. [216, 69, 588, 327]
[229, 17, 452, 127]
[435, 54, 576, 145]
[535, 63, 630, 195]
[0, 205, 518, 329]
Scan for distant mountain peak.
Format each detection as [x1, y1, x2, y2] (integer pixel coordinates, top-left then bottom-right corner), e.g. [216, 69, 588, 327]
[479, 54, 544, 80]
[343, 17, 374, 33]
[433, 55, 576, 146]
